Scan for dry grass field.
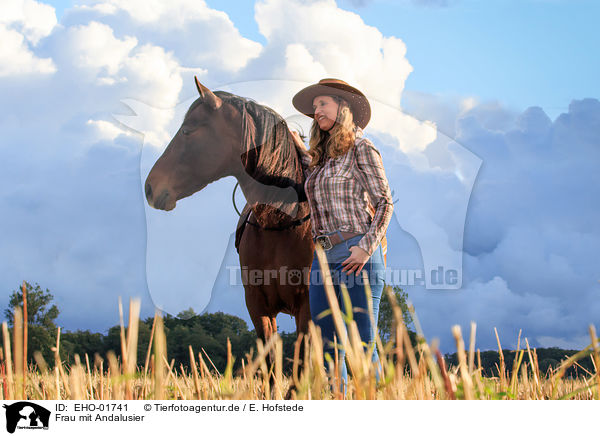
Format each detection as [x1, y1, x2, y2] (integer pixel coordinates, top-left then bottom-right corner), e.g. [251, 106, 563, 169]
[2, 247, 599, 400]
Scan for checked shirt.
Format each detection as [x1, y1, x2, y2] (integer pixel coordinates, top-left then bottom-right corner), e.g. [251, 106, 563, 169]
[300, 128, 393, 256]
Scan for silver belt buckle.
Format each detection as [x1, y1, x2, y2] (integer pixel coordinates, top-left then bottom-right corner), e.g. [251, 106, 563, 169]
[315, 235, 333, 250]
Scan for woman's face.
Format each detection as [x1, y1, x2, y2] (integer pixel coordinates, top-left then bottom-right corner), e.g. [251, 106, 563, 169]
[312, 95, 339, 131]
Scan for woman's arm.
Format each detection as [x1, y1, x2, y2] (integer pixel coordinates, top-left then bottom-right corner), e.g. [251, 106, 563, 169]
[354, 139, 394, 256]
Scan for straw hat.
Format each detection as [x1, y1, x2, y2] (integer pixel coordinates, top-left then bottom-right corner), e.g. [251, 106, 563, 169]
[292, 78, 371, 129]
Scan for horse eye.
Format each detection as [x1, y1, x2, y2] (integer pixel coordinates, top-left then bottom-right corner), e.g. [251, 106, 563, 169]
[181, 127, 191, 136]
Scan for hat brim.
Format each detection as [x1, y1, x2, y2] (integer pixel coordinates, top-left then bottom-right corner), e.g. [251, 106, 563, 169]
[292, 82, 371, 129]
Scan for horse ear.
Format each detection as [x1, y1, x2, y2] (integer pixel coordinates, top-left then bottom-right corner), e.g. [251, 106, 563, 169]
[194, 76, 222, 110]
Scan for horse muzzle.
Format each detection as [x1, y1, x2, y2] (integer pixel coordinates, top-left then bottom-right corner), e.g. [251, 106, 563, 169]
[145, 182, 176, 211]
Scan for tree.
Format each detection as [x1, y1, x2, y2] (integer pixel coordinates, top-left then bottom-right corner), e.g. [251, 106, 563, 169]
[177, 307, 197, 320]
[60, 330, 106, 364]
[4, 281, 59, 364]
[377, 284, 416, 344]
[5, 282, 59, 329]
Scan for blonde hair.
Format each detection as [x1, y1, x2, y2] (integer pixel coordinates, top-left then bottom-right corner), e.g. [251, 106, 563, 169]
[307, 96, 356, 167]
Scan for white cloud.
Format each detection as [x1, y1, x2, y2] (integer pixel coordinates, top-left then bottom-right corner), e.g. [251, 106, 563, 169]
[0, 24, 56, 76]
[57, 22, 183, 146]
[120, 44, 183, 108]
[78, 0, 262, 72]
[1, 0, 57, 44]
[283, 44, 328, 79]
[86, 119, 134, 141]
[460, 97, 478, 114]
[66, 21, 138, 76]
[254, 0, 412, 108]
[90, 0, 227, 26]
[0, 0, 57, 77]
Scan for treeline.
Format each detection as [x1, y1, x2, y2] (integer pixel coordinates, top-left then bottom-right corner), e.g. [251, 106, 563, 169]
[5, 282, 298, 373]
[6, 282, 593, 379]
[443, 348, 594, 379]
[6, 281, 415, 375]
[61, 312, 271, 373]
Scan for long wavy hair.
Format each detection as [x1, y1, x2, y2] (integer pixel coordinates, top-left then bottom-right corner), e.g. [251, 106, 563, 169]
[307, 96, 356, 167]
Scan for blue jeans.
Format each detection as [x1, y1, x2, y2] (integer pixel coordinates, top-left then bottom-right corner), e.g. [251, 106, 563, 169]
[309, 233, 386, 394]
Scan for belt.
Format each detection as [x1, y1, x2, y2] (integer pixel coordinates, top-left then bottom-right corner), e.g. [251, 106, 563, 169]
[314, 231, 362, 250]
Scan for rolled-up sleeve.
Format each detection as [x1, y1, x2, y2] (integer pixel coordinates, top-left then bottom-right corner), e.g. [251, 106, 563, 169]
[354, 140, 394, 256]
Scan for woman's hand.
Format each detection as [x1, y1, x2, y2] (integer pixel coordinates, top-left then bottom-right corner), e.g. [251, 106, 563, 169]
[341, 245, 370, 276]
[291, 130, 304, 148]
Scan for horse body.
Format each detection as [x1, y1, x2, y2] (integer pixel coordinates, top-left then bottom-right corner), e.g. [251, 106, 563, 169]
[145, 78, 314, 359]
[239, 203, 313, 341]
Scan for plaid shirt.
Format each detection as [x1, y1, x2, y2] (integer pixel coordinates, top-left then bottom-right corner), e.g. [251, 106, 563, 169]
[301, 128, 393, 256]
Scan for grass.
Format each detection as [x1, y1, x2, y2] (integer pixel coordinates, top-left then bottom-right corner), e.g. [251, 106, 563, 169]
[2, 250, 599, 400]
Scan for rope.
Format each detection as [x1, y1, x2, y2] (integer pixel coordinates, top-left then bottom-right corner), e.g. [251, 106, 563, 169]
[232, 182, 242, 217]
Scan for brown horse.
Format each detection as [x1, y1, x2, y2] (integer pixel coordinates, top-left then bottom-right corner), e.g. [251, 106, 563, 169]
[145, 77, 314, 374]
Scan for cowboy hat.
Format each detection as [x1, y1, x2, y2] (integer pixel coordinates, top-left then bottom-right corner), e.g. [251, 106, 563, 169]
[292, 78, 371, 129]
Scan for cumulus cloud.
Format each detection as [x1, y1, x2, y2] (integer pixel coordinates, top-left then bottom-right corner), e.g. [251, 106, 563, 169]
[0, 24, 56, 76]
[66, 22, 137, 77]
[397, 96, 600, 351]
[0, 0, 58, 76]
[69, 0, 262, 73]
[1, 0, 57, 44]
[253, 0, 412, 107]
[0, 0, 597, 355]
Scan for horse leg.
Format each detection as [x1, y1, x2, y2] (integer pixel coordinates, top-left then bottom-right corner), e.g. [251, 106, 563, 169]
[248, 309, 278, 397]
[263, 316, 279, 397]
[285, 299, 311, 399]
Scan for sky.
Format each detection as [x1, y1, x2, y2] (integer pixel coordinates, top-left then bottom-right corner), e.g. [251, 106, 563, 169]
[0, 0, 598, 353]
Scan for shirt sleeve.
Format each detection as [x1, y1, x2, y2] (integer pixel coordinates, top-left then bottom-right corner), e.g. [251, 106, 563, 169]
[354, 139, 394, 256]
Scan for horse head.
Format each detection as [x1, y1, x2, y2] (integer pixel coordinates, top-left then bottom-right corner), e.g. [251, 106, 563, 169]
[145, 77, 242, 210]
[145, 78, 305, 219]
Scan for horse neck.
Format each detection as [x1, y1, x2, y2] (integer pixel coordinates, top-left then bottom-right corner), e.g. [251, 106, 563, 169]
[236, 141, 308, 227]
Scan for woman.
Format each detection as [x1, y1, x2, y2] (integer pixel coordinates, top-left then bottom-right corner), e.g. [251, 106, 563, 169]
[292, 78, 394, 393]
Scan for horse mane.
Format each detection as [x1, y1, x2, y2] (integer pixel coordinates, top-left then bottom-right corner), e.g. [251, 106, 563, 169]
[214, 91, 303, 189]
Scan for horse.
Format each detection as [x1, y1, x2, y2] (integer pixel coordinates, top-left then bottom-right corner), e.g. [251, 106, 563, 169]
[144, 77, 314, 389]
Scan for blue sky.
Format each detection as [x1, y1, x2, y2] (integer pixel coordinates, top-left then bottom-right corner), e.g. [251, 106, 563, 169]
[1, 0, 598, 353]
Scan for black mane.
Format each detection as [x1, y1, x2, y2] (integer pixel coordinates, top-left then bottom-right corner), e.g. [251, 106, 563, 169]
[215, 91, 304, 191]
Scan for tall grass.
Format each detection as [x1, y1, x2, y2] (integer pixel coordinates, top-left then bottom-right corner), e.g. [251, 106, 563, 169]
[1, 252, 598, 400]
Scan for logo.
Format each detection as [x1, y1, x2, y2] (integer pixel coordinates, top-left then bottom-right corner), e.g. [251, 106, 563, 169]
[3, 402, 50, 433]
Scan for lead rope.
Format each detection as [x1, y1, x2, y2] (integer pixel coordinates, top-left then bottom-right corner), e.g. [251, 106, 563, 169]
[232, 182, 243, 217]
[232, 100, 249, 217]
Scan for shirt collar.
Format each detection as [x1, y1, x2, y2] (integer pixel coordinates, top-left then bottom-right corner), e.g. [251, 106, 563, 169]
[354, 125, 364, 140]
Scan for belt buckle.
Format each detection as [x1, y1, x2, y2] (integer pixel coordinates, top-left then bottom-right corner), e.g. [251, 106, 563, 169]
[315, 235, 333, 250]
